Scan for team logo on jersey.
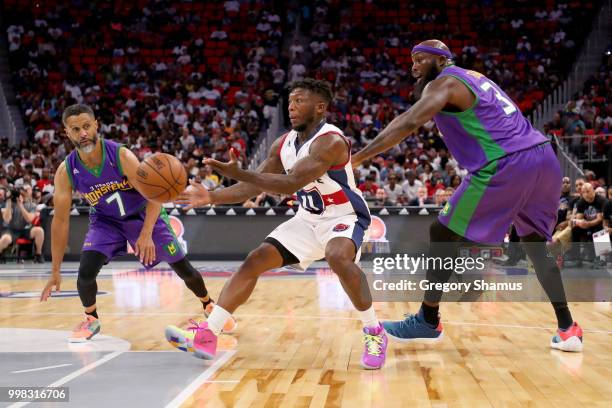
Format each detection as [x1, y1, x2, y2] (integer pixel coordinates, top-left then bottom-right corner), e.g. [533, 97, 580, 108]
[73, 168, 79, 174]
[82, 179, 133, 206]
[333, 223, 350, 232]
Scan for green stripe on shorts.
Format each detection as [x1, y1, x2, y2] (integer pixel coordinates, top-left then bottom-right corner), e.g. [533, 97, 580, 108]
[159, 207, 183, 256]
[160, 207, 179, 240]
[447, 159, 498, 237]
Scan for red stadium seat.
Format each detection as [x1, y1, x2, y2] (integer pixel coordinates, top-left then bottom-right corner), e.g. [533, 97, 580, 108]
[47, 72, 61, 81]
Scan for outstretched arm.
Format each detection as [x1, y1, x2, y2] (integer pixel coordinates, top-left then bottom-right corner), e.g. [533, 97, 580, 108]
[41, 162, 71, 301]
[352, 77, 455, 167]
[120, 147, 159, 265]
[208, 137, 286, 204]
[205, 134, 349, 195]
[175, 137, 286, 209]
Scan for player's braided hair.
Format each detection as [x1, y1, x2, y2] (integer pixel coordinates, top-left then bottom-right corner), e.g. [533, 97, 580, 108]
[288, 78, 333, 103]
[62, 103, 95, 124]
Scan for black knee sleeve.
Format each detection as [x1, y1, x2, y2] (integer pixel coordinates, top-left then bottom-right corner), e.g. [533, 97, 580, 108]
[429, 220, 466, 243]
[77, 251, 108, 308]
[170, 258, 208, 298]
[521, 233, 568, 303]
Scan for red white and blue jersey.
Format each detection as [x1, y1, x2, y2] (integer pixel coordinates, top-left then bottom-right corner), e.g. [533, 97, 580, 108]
[278, 122, 371, 228]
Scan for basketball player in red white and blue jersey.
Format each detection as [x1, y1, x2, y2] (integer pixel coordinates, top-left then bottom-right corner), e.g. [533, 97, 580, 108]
[352, 40, 583, 352]
[169, 79, 388, 369]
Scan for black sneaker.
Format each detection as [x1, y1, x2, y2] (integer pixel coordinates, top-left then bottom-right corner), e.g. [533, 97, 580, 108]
[34, 254, 45, 264]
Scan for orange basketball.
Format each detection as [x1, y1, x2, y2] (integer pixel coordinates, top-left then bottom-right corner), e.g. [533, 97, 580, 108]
[134, 153, 187, 203]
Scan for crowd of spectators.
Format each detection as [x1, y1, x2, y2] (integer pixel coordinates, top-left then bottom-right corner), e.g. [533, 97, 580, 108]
[291, 0, 601, 115]
[3, 0, 292, 203]
[1, 0, 609, 217]
[544, 51, 612, 161]
[550, 176, 612, 267]
[280, 0, 605, 207]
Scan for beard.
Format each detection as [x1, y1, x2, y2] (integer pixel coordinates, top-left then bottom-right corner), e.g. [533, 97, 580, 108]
[72, 134, 99, 154]
[292, 113, 315, 132]
[413, 65, 442, 101]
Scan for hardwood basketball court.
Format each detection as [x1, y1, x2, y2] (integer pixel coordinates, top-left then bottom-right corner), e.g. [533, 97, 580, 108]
[0, 262, 610, 407]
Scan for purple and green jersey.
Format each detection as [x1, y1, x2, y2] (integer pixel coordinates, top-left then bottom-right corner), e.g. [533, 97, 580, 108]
[65, 139, 184, 266]
[65, 139, 147, 219]
[432, 66, 560, 244]
[433, 65, 549, 173]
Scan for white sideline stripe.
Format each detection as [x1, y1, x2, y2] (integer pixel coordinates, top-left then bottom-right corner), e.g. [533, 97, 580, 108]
[7, 351, 123, 408]
[165, 350, 236, 408]
[0, 312, 610, 334]
[11, 363, 72, 374]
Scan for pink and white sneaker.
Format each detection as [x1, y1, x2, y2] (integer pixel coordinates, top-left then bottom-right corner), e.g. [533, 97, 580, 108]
[165, 320, 218, 360]
[551, 322, 583, 352]
[361, 323, 388, 369]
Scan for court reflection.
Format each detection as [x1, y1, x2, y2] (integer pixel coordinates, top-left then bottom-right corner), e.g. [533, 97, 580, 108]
[112, 269, 184, 310]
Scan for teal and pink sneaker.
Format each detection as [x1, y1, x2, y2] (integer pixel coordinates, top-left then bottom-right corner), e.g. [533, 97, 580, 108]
[361, 324, 388, 370]
[165, 320, 218, 360]
[551, 322, 583, 352]
[68, 315, 100, 343]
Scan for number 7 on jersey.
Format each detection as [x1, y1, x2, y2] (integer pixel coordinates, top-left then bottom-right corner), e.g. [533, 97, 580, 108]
[105, 192, 126, 217]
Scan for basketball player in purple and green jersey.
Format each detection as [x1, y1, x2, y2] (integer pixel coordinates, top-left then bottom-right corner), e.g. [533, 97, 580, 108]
[352, 40, 583, 352]
[40, 104, 235, 342]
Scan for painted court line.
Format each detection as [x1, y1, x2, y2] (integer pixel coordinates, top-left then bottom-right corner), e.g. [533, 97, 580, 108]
[7, 351, 124, 408]
[11, 363, 72, 374]
[1, 312, 610, 334]
[165, 350, 236, 408]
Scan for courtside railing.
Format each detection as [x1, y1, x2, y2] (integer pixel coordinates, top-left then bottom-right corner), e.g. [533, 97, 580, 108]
[555, 134, 611, 164]
[247, 102, 282, 171]
[0, 83, 16, 144]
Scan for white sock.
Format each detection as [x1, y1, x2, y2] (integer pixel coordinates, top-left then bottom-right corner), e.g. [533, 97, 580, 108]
[206, 304, 231, 336]
[358, 305, 378, 328]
